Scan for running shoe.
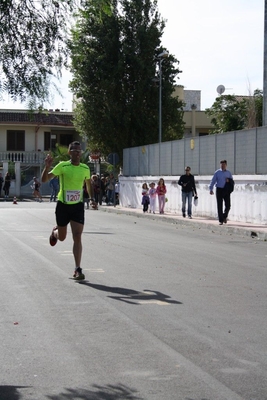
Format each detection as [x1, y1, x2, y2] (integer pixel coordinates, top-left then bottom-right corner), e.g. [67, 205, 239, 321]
[73, 273, 85, 281]
[73, 267, 85, 280]
[49, 226, 58, 246]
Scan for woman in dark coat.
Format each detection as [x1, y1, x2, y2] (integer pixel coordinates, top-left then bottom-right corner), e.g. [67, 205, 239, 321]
[3, 172, 11, 198]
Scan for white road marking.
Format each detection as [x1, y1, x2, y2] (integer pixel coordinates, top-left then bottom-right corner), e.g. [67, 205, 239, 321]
[83, 268, 105, 272]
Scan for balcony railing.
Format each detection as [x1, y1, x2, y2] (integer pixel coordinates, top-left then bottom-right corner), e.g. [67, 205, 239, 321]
[0, 151, 45, 164]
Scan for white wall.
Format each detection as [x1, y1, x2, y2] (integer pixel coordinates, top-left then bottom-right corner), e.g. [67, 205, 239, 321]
[119, 175, 267, 225]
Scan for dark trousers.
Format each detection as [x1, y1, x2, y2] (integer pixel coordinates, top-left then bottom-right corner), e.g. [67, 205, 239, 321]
[216, 187, 231, 223]
[143, 200, 149, 212]
[94, 191, 100, 204]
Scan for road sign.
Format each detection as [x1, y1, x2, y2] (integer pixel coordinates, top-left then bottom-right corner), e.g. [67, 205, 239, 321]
[107, 153, 119, 165]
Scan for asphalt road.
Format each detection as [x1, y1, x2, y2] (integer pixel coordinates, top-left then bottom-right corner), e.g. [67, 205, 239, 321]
[1, 202, 267, 400]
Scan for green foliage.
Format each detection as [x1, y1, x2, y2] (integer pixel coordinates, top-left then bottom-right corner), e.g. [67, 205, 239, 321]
[50, 144, 70, 165]
[69, 0, 184, 161]
[206, 91, 263, 134]
[50, 143, 91, 165]
[0, 0, 112, 104]
[8, 162, 15, 179]
[253, 89, 263, 127]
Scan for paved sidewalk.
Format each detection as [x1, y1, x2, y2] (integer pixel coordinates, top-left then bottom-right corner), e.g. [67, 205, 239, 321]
[5, 197, 266, 241]
[100, 204, 267, 241]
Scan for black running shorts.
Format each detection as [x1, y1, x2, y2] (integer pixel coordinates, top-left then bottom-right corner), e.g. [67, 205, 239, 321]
[55, 201, 85, 226]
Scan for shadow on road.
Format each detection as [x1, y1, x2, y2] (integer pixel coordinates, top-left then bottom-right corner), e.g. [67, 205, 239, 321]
[81, 282, 182, 305]
[0, 386, 31, 400]
[46, 384, 143, 400]
[0, 383, 143, 400]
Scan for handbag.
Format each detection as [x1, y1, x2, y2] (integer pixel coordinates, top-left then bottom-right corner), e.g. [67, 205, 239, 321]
[194, 196, 198, 206]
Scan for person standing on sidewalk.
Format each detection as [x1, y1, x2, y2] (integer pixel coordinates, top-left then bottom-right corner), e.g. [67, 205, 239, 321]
[83, 181, 90, 209]
[209, 159, 234, 225]
[91, 174, 101, 205]
[156, 178, 167, 214]
[0, 173, 3, 197]
[49, 176, 59, 202]
[141, 182, 150, 213]
[3, 172, 11, 198]
[149, 182, 157, 214]
[41, 141, 96, 280]
[106, 173, 116, 205]
[178, 166, 197, 219]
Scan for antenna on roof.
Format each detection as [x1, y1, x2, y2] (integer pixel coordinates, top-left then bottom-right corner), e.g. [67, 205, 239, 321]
[216, 85, 225, 95]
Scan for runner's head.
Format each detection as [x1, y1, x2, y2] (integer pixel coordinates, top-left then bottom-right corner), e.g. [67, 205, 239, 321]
[69, 141, 81, 150]
[68, 141, 82, 165]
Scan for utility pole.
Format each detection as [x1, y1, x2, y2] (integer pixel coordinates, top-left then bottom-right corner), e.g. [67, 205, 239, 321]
[158, 51, 169, 143]
[157, 51, 168, 175]
[263, 0, 267, 126]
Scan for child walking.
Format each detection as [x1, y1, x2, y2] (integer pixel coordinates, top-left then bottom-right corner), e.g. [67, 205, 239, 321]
[149, 182, 157, 214]
[141, 183, 150, 213]
[156, 178, 167, 214]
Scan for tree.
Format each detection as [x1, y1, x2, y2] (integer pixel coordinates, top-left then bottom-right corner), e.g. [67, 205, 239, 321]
[0, 0, 112, 105]
[69, 0, 184, 161]
[206, 95, 249, 133]
[50, 143, 91, 165]
[206, 90, 263, 134]
[248, 89, 263, 128]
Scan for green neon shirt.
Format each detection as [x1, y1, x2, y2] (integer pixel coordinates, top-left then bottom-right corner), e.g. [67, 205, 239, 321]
[50, 161, 90, 204]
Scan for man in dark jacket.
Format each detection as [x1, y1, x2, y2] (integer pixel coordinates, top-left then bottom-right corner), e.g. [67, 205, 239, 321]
[0, 173, 3, 197]
[178, 166, 197, 218]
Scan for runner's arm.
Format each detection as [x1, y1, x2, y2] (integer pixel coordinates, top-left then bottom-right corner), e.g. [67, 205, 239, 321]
[41, 154, 55, 182]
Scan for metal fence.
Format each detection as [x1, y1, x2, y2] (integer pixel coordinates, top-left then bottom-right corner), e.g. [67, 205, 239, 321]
[123, 126, 267, 176]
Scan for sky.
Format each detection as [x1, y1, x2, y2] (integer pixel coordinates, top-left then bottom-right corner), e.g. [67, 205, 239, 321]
[0, 0, 264, 111]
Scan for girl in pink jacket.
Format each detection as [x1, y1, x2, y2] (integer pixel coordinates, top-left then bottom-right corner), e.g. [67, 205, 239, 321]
[156, 178, 167, 214]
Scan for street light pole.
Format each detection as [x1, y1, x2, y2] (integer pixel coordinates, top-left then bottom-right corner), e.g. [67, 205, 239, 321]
[157, 51, 168, 175]
[159, 58, 163, 144]
[158, 51, 168, 144]
[263, 0, 267, 125]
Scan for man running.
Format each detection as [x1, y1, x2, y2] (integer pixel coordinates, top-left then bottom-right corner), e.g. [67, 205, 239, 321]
[41, 141, 96, 280]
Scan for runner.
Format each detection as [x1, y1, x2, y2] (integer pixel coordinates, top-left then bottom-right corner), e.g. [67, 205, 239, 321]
[41, 141, 96, 280]
[32, 176, 42, 202]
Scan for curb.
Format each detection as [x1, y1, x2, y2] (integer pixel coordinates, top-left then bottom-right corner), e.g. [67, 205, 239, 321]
[99, 206, 267, 241]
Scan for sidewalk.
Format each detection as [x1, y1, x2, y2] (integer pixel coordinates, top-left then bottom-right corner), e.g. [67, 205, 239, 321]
[3, 196, 266, 241]
[100, 204, 267, 241]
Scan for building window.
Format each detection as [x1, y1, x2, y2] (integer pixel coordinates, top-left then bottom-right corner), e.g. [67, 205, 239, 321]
[7, 130, 25, 151]
[60, 134, 73, 146]
[44, 132, 58, 150]
[44, 132, 51, 151]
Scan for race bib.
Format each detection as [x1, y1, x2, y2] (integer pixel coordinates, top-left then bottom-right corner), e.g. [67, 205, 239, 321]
[65, 190, 82, 203]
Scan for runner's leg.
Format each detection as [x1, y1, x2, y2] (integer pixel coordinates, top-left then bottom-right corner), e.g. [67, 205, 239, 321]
[70, 220, 84, 269]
